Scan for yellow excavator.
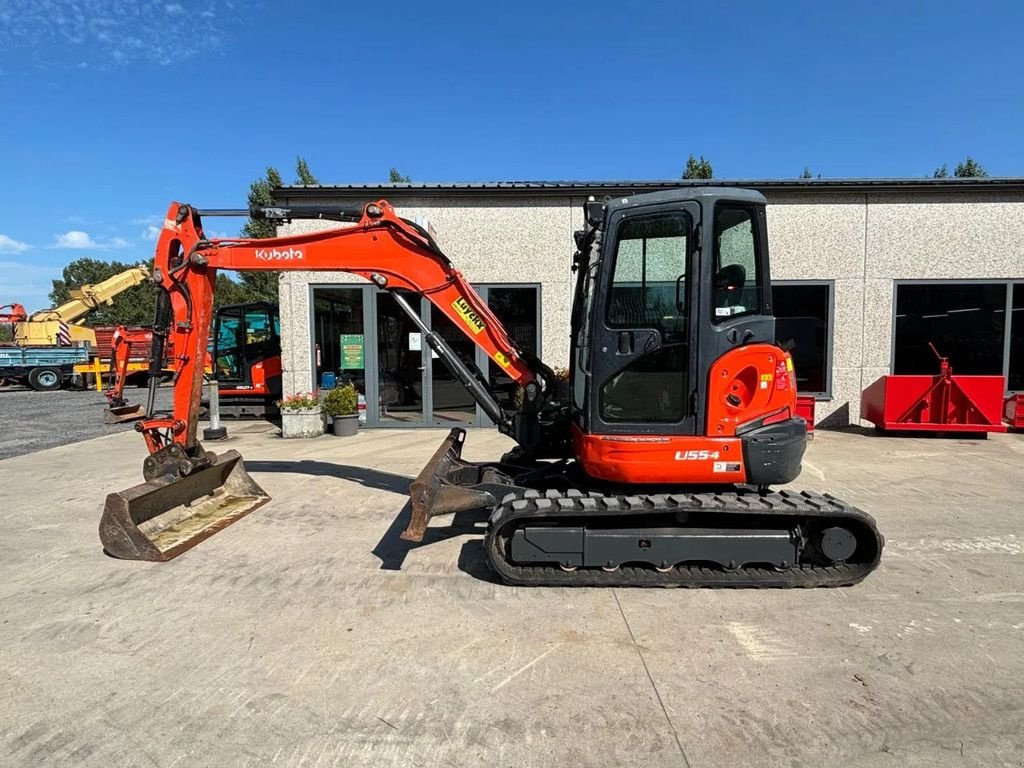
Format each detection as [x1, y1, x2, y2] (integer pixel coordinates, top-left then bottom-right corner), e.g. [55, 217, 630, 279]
[11, 265, 150, 347]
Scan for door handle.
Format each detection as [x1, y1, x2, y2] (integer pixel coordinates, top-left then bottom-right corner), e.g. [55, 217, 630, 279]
[617, 331, 633, 355]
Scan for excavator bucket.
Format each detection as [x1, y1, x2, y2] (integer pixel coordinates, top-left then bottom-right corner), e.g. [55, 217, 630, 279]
[401, 428, 498, 542]
[103, 402, 147, 424]
[99, 450, 270, 561]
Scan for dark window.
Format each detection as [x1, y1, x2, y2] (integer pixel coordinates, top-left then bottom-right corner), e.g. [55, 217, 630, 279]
[773, 283, 831, 395]
[1009, 284, 1024, 391]
[487, 287, 539, 412]
[712, 206, 762, 323]
[599, 344, 687, 423]
[607, 213, 688, 334]
[894, 283, 1007, 375]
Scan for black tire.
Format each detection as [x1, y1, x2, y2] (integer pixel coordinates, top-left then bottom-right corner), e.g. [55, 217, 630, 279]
[28, 366, 63, 392]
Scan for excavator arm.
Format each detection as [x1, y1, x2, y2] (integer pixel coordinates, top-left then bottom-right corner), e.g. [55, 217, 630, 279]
[99, 199, 559, 561]
[139, 200, 549, 458]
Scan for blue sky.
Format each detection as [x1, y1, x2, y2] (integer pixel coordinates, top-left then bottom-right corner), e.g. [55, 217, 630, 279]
[1, 0, 1022, 310]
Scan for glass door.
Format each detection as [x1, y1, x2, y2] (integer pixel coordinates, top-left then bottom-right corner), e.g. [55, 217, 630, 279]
[428, 305, 478, 425]
[375, 290, 425, 425]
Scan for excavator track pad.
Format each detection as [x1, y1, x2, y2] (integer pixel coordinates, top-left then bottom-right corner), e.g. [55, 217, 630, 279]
[100, 449, 269, 561]
[404, 429, 884, 588]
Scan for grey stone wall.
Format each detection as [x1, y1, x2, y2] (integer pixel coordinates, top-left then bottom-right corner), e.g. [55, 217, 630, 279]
[280, 189, 1024, 426]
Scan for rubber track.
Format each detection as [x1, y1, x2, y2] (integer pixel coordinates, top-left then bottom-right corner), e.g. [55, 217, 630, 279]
[484, 489, 884, 588]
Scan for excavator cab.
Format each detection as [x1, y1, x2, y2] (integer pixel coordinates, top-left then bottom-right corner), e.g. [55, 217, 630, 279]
[210, 302, 282, 418]
[566, 189, 805, 487]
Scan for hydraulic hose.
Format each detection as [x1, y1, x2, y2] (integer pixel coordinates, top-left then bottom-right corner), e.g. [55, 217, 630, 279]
[146, 286, 171, 419]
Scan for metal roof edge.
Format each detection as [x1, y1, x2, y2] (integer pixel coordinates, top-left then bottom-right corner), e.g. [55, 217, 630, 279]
[273, 177, 1024, 199]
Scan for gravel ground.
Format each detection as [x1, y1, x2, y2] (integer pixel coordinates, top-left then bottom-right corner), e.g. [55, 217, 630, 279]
[0, 385, 174, 460]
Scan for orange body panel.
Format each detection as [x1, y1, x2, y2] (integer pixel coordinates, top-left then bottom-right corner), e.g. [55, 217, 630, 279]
[706, 344, 797, 436]
[572, 344, 797, 485]
[572, 424, 746, 484]
[218, 353, 282, 396]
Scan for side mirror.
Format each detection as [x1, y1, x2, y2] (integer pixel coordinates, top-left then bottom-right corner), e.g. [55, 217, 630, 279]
[584, 199, 605, 229]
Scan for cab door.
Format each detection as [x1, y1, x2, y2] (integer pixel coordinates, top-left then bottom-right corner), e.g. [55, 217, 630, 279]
[586, 201, 700, 436]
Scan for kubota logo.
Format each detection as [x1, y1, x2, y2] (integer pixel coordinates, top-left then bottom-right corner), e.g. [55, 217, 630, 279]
[255, 247, 304, 261]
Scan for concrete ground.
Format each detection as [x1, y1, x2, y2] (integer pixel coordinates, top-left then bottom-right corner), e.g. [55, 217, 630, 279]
[0, 385, 173, 460]
[1, 424, 1023, 767]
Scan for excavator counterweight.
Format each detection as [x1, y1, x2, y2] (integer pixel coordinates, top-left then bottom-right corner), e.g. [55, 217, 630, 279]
[99, 192, 883, 587]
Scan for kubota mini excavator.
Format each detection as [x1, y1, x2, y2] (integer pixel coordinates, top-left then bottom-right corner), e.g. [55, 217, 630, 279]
[100, 189, 883, 587]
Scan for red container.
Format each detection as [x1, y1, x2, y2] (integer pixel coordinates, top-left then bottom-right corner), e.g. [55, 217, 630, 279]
[1005, 394, 1024, 429]
[861, 367, 1007, 433]
[796, 395, 815, 434]
[92, 325, 152, 360]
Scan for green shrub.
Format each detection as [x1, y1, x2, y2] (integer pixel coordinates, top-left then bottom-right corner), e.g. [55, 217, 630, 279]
[322, 383, 358, 417]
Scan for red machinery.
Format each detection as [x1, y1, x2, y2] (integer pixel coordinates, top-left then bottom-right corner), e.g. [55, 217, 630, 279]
[0, 303, 28, 323]
[103, 326, 154, 423]
[861, 345, 1007, 434]
[97, 192, 882, 588]
[1005, 394, 1024, 430]
[796, 395, 816, 436]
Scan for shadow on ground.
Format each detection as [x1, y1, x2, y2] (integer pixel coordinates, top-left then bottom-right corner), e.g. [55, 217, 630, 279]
[246, 459, 494, 579]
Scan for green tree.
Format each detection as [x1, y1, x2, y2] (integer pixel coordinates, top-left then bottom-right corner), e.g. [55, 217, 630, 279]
[954, 157, 988, 177]
[933, 158, 988, 178]
[800, 166, 814, 179]
[295, 156, 319, 185]
[388, 168, 411, 183]
[682, 154, 713, 179]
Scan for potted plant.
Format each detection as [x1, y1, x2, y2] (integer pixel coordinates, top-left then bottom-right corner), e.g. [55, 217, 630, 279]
[322, 382, 359, 436]
[277, 392, 325, 438]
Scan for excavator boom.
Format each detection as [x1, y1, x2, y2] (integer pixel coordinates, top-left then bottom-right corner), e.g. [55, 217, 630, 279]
[14, 266, 149, 347]
[100, 200, 554, 560]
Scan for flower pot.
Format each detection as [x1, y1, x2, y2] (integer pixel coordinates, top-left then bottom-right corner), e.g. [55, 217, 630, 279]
[331, 414, 359, 436]
[280, 408, 325, 438]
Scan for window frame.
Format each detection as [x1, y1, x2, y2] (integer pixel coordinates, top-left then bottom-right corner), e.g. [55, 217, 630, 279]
[890, 279, 1024, 391]
[772, 279, 835, 399]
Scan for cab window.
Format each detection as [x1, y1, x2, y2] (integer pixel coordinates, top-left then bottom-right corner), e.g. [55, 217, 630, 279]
[712, 206, 762, 323]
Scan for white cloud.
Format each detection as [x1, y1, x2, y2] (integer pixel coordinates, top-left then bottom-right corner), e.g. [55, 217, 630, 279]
[0, 1, 240, 68]
[141, 225, 161, 240]
[0, 234, 31, 254]
[53, 230, 130, 249]
[54, 230, 98, 249]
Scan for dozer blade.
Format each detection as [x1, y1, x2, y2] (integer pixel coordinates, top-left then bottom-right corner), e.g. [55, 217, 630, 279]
[104, 403, 147, 424]
[99, 450, 270, 561]
[401, 428, 498, 542]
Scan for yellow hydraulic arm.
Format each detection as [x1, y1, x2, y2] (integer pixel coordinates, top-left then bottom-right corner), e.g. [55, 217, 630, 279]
[15, 265, 150, 347]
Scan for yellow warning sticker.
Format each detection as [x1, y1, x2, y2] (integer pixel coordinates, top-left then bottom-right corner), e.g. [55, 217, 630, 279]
[494, 352, 511, 368]
[760, 373, 773, 382]
[451, 296, 486, 335]
[785, 357, 794, 372]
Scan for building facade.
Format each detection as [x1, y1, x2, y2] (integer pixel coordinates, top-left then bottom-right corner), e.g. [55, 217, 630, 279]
[274, 179, 1024, 428]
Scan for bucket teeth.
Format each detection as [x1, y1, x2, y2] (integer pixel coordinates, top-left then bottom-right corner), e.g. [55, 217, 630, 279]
[99, 450, 270, 561]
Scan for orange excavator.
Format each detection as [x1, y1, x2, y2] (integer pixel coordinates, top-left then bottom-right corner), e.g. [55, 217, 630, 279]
[99, 189, 883, 587]
[103, 326, 155, 423]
